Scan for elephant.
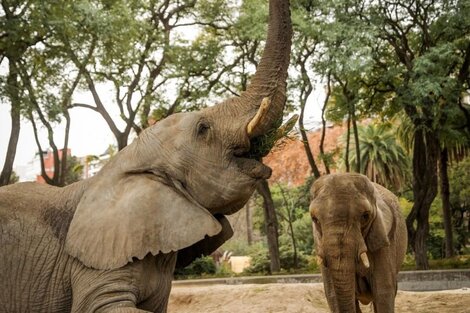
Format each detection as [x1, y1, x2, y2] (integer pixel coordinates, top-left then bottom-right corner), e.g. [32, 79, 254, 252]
[309, 173, 407, 313]
[0, 0, 292, 312]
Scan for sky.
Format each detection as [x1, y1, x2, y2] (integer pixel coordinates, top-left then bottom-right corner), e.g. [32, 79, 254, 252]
[0, 89, 119, 166]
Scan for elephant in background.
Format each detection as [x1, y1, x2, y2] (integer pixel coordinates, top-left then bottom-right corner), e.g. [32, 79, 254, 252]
[0, 0, 292, 312]
[310, 173, 407, 313]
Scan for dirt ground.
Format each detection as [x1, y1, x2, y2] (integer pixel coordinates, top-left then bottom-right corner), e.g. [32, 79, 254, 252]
[168, 283, 470, 313]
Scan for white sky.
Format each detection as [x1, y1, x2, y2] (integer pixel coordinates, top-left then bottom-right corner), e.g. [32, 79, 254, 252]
[0, 89, 119, 167]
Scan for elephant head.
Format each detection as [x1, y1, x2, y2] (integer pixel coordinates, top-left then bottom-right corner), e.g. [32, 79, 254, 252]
[65, 0, 293, 270]
[310, 174, 392, 312]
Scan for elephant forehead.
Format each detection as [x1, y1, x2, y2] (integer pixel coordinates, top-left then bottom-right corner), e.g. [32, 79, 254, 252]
[315, 197, 370, 217]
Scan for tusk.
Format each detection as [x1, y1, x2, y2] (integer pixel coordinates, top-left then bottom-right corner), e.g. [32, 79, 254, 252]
[247, 97, 271, 136]
[360, 252, 370, 269]
[275, 114, 299, 141]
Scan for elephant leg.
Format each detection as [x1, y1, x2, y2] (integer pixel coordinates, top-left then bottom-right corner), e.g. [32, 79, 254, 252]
[71, 266, 154, 313]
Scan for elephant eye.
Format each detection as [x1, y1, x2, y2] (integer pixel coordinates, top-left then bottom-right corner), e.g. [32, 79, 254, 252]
[197, 122, 210, 137]
[361, 212, 370, 223]
[312, 216, 319, 224]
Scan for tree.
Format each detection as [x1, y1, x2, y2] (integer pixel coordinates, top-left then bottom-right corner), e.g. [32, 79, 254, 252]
[55, 0, 220, 150]
[317, 0, 470, 269]
[449, 155, 470, 254]
[365, 0, 470, 269]
[63, 156, 83, 186]
[256, 180, 281, 273]
[289, 2, 322, 177]
[344, 123, 410, 192]
[0, 0, 48, 186]
[7, 171, 19, 185]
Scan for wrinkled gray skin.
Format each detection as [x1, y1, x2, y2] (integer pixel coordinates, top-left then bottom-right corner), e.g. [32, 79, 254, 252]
[0, 1, 292, 312]
[310, 174, 407, 313]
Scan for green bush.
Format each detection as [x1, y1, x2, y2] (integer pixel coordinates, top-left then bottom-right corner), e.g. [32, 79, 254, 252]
[279, 244, 309, 270]
[244, 247, 271, 274]
[174, 256, 216, 278]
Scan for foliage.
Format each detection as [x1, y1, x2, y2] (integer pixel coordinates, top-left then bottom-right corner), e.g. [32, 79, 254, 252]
[244, 246, 271, 274]
[7, 171, 19, 185]
[174, 256, 216, 277]
[449, 156, 470, 207]
[341, 122, 411, 193]
[250, 180, 314, 271]
[64, 156, 84, 186]
[278, 239, 309, 269]
[449, 156, 470, 254]
[222, 239, 266, 257]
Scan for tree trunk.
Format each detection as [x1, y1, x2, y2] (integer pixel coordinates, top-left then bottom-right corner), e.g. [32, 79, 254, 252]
[256, 179, 280, 273]
[319, 73, 331, 174]
[299, 103, 321, 178]
[58, 110, 71, 186]
[245, 198, 254, 245]
[0, 101, 21, 186]
[345, 115, 351, 172]
[351, 104, 361, 173]
[0, 62, 21, 187]
[440, 147, 454, 258]
[406, 128, 439, 269]
[288, 210, 298, 268]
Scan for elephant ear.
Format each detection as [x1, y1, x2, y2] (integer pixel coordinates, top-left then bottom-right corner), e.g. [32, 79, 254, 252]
[65, 174, 222, 270]
[176, 215, 233, 269]
[365, 187, 393, 252]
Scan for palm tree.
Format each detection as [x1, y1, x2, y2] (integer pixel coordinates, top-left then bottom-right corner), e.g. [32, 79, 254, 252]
[342, 122, 410, 192]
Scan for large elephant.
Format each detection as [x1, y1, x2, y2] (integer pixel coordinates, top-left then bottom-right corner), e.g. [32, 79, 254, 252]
[310, 173, 407, 313]
[0, 0, 292, 312]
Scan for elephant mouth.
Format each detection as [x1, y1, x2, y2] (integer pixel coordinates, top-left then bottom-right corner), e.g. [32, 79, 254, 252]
[231, 141, 272, 180]
[233, 156, 272, 180]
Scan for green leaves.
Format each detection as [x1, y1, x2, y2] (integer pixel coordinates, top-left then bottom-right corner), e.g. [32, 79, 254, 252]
[341, 122, 411, 192]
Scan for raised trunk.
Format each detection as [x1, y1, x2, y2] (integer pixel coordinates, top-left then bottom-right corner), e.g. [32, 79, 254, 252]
[239, 0, 292, 137]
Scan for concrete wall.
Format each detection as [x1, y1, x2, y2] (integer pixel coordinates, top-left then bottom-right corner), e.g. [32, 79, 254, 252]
[398, 269, 470, 291]
[174, 270, 470, 292]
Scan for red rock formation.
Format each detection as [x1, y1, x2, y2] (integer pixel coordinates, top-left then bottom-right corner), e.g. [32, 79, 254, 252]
[264, 123, 347, 187]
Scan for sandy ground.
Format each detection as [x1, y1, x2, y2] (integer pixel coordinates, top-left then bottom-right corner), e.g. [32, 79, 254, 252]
[168, 283, 470, 313]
